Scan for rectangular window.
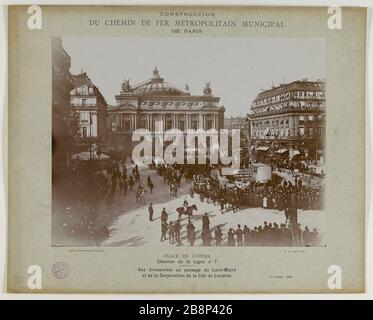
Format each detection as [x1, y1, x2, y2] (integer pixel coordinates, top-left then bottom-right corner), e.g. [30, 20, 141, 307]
[111, 121, 116, 132]
[82, 127, 87, 139]
[299, 127, 305, 136]
[309, 127, 314, 136]
[80, 112, 89, 124]
[82, 85, 88, 95]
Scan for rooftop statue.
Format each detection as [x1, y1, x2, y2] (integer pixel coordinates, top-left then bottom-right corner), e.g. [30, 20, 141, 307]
[153, 66, 160, 77]
[203, 82, 212, 95]
[121, 78, 132, 92]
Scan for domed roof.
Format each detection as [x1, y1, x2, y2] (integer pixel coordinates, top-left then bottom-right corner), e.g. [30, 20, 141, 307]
[132, 67, 186, 95]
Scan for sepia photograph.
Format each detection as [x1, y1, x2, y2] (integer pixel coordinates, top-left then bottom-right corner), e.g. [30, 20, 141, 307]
[52, 37, 326, 248]
[5, 3, 368, 294]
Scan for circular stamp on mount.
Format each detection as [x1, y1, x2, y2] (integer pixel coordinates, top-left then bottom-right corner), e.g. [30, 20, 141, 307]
[52, 262, 70, 279]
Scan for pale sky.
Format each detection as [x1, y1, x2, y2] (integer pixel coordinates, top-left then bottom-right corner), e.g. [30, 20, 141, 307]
[62, 37, 325, 117]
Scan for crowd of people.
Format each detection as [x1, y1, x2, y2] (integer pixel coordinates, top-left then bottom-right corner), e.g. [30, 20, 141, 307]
[54, 153, 324, 247]
[147, 163, 324, 247]
[151, 204, 321, 247]
[192, 173, 323, 213]
[53, 163, 111, 245]
[54, 157, 154, 245]
[257, 153, 325, 179]
[154, 163, 184, 197]
[223, 221, 321, 247]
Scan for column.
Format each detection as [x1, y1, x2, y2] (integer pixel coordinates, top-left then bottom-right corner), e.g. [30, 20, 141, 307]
[294, 115, 299, 136]
[162, 114, 166, 131]
[199, 113, 204, 129]
[289, 115, 295, 137]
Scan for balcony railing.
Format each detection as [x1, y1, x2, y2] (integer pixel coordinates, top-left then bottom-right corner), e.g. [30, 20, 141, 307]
[71, 103, 97, 108]
[249, 106, 325, 118]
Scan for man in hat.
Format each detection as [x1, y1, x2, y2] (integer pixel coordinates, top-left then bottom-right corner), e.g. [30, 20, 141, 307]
[148, 203, 154, 221]
[236, 224, 243, 246]
[227, 229, 236, 246]
[161, 222, 168, 241]
[202, 212, 210, 231]
[173, 220, 181, 242]
[161, 207, 168, 223]
[215, 226, 223, 246]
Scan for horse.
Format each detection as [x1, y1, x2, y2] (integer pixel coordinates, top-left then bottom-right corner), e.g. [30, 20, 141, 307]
[176, 204, 198, 220]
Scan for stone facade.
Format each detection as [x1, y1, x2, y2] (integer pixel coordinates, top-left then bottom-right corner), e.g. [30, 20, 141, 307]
[248, 79, 326, 160]
[107, 67, 225, 155]
[70, 72, 107, 144]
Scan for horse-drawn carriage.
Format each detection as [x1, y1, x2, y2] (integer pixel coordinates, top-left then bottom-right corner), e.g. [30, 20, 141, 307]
[192, 181, 209, 193]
